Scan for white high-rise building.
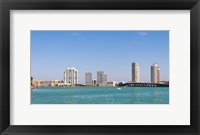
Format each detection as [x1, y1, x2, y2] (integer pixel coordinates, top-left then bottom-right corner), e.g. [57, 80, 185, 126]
[132, 62, 140, 83]
[151, 64, 160, 83]
[64, 67, 78, 85]
[97, 71, 107, 85]
[85, 72, 92, 85]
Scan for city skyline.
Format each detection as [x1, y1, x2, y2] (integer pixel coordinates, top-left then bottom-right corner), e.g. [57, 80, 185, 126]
[31, 31, 169, 83]
[67, 62, 162, 85]
[33, 62, 164, 85]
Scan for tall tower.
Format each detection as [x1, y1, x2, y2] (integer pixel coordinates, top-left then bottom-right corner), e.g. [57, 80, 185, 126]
[85, 72, 92, 86]
[97, 71, 107, 85]
[151, 64, 160, 83]
[157, 67, 160, 83]
[64, 67, 78, 85]
[132, 62, 140, 83]
[102, 73, 107, 85]
[97, 71, 104, 84]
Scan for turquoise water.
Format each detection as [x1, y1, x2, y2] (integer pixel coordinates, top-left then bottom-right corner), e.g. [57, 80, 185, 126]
[31, 87, 169, 104]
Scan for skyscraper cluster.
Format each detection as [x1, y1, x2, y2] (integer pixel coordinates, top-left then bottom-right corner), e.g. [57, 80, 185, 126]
[132, 62, 161, 83]
[63, 67, 107, 86]
[63, 62, 161, 86]
[85, 71, 107, 86]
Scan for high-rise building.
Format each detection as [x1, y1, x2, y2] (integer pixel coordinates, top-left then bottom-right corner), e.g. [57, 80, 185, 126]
[97, 71, 107, 85]
[85, 72, 92, 85]
[132, 62, 140, 83]
[97, 71, 103, 84]
[151, 64, 160, 83]
[102, 73, 107, 85]
[157, 67, 160, 83]
[64, 67, 78, 85]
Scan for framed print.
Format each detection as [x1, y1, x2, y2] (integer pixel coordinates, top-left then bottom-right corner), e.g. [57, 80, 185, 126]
[0, 0, 200, 135]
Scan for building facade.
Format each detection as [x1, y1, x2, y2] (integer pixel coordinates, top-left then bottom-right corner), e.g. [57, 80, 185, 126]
[85, 72, 92, 85]
[64, 67, 78, 85]
[97, 71, 107, 85]
[151, 64, 160, 83]
[132, 62, 140, 83]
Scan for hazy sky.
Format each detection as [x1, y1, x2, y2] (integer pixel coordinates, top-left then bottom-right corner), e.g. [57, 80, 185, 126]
[31, 31, 169, 83]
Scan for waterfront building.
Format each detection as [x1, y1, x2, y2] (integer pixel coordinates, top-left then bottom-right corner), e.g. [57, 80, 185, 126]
[40, 81, 51, 87]
[132, 62, 140, 83]
[51, 80, 61, 87]
[157, 67, 160, 83]
[107, 81, 116, 87]
[85, 72, 92, 86]
[102, 73, 107, 85]
[97, 71, 104, 84]
[64, 67, 78, 85]
[32, 80, 42, 87]
[97, 71, 107, 85]
[151, 64, 160, 83]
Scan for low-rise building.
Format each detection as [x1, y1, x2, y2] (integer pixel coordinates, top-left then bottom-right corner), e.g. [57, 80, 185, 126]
[107, 81, 116, 87]
[32, 80, 42, 87]
[40, 81, 51, 87]
[51, 80, 61, 86]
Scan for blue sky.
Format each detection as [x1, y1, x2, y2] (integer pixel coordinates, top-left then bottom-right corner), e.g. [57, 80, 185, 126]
[31, 31, 169, 83]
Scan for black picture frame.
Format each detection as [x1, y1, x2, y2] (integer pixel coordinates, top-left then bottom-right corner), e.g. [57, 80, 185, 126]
[0, 0, 200, 135]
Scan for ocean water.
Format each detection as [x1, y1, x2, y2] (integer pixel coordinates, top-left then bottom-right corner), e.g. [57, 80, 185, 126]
[31, 86, 169, 104]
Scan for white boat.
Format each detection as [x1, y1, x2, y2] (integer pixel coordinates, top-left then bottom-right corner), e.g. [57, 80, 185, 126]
[116, 87, 122, 90]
